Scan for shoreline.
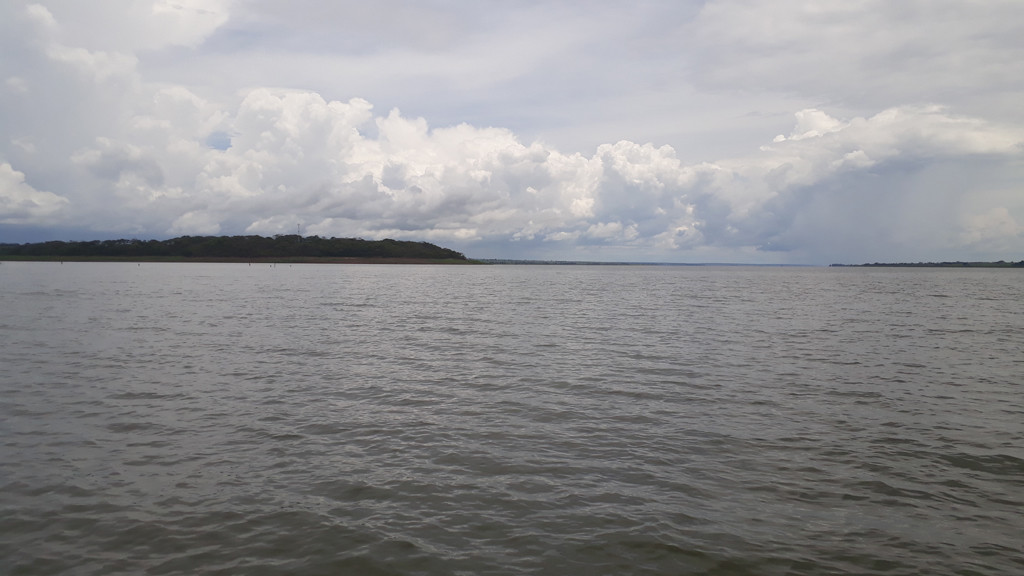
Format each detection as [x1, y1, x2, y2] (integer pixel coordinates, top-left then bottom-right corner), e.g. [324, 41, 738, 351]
[830, 261, 1023, 268]
[0, 256, 483, 264]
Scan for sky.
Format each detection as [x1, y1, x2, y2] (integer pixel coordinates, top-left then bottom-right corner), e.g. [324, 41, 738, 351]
[2, 0, 1023, 263]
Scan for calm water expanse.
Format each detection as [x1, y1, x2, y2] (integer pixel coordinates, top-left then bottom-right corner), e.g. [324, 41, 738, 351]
[1, 262, 1021, 575]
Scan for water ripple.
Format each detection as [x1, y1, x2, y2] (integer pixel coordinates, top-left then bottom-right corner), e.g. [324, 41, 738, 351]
[1, 263, 1022, 575]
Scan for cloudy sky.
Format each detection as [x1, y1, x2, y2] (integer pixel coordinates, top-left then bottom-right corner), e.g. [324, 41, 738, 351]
[2, 0, 1022, 263]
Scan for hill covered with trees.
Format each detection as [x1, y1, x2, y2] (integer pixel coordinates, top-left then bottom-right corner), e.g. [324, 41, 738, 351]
[0, 235, 470, 262]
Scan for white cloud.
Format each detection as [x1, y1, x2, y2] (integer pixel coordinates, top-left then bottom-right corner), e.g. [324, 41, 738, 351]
[170, 210, 221, 235]
[960, 207, 1023, 253]
[46, 44, 137, 81]
[24, 3, 57, 29]
[774, 109, 845, 142]
[150, 0, 232, 48]
[6, 69, 1024, 262]
[0, 162, 68, 224]
[586, 221, 640, 242]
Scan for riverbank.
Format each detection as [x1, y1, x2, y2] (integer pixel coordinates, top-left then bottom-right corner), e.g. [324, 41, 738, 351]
[0, 256, 483, 264]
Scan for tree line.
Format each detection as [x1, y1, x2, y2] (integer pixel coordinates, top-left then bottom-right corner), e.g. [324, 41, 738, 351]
[0, 235, 468, 261]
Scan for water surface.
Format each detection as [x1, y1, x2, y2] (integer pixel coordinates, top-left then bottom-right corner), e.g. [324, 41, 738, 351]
[1, 263, 1021, 575]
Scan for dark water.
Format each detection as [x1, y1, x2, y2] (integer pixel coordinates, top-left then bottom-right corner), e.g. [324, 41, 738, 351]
[1, 262, 1021, 575]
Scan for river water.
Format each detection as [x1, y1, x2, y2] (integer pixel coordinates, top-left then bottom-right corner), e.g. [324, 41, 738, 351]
[1, 262, 1021, 575]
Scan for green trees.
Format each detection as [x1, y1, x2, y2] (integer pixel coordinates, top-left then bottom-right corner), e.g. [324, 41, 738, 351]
[0, 235, 467, 261]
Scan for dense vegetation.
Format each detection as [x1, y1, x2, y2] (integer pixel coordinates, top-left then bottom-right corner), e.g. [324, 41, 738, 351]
[0, 235, 468, 261]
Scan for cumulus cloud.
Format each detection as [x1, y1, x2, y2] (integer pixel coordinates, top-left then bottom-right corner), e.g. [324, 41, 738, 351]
[0, 163, 68, 224]
[16, 77, 1024, 261]
[702, 107, 1024, 260]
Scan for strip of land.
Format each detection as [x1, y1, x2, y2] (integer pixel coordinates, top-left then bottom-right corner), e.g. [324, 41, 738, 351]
[0, 235, 477, 264]
[830, 261, 1024, 268]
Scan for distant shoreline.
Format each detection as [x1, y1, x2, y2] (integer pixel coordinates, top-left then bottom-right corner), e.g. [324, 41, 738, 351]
[0, 255, 478, 264]
[830, 261, 1024, 268]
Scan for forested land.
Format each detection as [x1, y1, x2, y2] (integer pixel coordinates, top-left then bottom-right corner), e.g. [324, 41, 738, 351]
[0, 235, 469, 262]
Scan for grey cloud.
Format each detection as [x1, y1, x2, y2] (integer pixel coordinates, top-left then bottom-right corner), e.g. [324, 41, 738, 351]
[686, 1, 1024, 116]
[74, 141, 165, 187]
